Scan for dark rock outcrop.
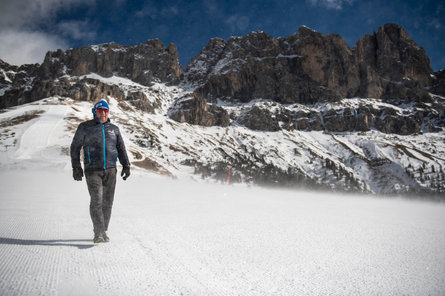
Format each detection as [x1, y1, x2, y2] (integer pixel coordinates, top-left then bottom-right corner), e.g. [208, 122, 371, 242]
[1, 39, 183, 108]
[431, 69, 445, 96]
[187, 29, 346, 104]
[354, 24, 432, 102]
[174, 23, 441, 133]
[168, 95, 230, 127]
[39, 40, 183, 86]
[185, 24, 434, 106]
[29, 78, 125, 102]
[0, 59, 40, 108]
[231, 98, 444, 135]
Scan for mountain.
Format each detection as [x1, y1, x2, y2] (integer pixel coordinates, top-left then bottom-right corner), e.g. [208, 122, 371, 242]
[1, 23, 444, 196]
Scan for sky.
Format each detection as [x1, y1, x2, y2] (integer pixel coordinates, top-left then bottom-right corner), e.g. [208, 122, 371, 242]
[0, 0, 444, 71]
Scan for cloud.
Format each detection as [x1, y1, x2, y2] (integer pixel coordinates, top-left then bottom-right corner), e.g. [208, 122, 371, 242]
[0, 0, 95, 65]
[203, 0, 219, 14]
[161, 6, 179, 17]
[135, 5, 157, 19]
[225, 15, 250, 32]
[58, 20, 97, 40]
[0, 29, 68, 65]
[428, 18, 441, 30]
[0, 0, 94, 29]
[306, 0, 354, 10]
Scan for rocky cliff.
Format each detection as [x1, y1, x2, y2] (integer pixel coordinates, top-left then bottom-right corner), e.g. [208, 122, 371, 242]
[0, 39, 183, 109]
[186, 24, 433, 102]
[39, 39, 183, 85]
[180, 24, 443, 135]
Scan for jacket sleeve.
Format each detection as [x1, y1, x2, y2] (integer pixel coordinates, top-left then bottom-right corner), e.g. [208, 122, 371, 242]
[116, 127, 131, 167]
[70, 123, 85, 168]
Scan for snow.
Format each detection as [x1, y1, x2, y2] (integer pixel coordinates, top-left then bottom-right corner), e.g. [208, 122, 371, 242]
[1, 95, 445, 295]
[1, 168, 444, 296]
[1, 69, 12, 83]
[14, 105, 69, 161]
[2, 93, 445, 194]
[0, 86, 11, 96]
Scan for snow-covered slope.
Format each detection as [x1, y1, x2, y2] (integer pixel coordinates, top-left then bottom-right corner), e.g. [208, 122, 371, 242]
[1, 74, 444, 195]
[1, 74, 445, 295]
[1, 169, 445, 296]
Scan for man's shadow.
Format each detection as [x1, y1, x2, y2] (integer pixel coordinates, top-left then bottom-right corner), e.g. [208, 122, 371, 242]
[0, 237, 95, 249]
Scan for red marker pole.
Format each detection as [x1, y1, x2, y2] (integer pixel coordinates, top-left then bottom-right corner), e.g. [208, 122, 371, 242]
[227, 166, 232, 185]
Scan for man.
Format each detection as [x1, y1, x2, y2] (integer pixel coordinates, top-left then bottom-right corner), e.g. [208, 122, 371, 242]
[70, 99, 131, 243]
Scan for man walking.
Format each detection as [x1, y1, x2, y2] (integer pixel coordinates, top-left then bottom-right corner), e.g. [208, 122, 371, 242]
[70, 99, 131, 243]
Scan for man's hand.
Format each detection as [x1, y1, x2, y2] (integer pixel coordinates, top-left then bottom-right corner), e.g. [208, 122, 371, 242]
[73, 167, 84, 181]
[121, 166, 130, 180]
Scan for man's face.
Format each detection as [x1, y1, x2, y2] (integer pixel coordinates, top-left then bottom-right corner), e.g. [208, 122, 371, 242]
[96, 108, 109, 123]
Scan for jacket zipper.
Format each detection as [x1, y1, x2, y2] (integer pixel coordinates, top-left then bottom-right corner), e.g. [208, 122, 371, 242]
[101, 123, 106, 169]
[87, 147, 91, 164]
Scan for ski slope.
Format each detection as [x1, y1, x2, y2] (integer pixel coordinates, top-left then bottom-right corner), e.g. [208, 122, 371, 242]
[0, 96, 445, 295]
[1, 168, 445, 296]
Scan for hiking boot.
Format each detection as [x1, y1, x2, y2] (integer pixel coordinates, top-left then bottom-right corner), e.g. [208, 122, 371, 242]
[93, 234, 105, 243]
[102, 231, 110, 243]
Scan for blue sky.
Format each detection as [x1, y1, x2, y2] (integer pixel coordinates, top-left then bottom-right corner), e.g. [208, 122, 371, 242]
[1, 0, 444, 71]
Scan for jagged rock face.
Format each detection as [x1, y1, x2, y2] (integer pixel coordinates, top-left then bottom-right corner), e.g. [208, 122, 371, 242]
[29, 78, 125, 102]
[125, 91, 160, 113]
[231, 97, 445, 135]
[290, 27, 360, 98]
[175, 23, 440, 133]
[0, 39, 183, 108]
[39, 39, 183, 86]
[431, 69, 445, 96]
[168, 95, 230, 127]
[188, 30, 348, 104]
[186, 24, 433, 106]
[31, 77, 160, 113]
[236, 105, 282, 131]
[0, 59, 40, 108]
[354, 24, 432, 101]
[185, 38, 227, 86]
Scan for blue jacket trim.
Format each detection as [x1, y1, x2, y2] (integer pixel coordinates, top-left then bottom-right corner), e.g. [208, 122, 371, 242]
[101, 123, 106, 169]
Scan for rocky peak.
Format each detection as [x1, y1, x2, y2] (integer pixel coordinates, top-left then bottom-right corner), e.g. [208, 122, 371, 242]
[0, 59, 40, 108]
[288, 26, 359, 97]
[227, 31, 279, 58]
[184, 38, 227, 86]
[431, 69, 445, 96]
[39, 39, 183, 86]
[188, 26, 360, 105]
[353, 23, 432, 101]
[184, 23, 435, 110]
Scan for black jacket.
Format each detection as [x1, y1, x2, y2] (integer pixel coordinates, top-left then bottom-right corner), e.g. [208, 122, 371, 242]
[70, 118, 130, 170]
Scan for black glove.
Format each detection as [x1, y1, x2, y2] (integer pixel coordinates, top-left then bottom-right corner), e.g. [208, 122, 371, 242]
[121, 166, 130, 180]
[73, 167, 84, 181]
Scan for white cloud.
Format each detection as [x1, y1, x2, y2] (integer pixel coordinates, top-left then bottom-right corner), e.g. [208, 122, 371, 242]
[0, 29, 68, 65]
[428, 18, 441, 30]
[58, 20, 97, 40]
[225, 15, 250, 32]
[203, 0, 219, 14]
[161, 6, 179, 17]
[0, 0, 94, 29]
[307, 0, 354, 10]
[0, 0, 95, 65]
[136, 4, 179, 19]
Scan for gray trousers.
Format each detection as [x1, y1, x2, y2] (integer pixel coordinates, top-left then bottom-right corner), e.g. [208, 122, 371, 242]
[85, 168, 117, 235]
